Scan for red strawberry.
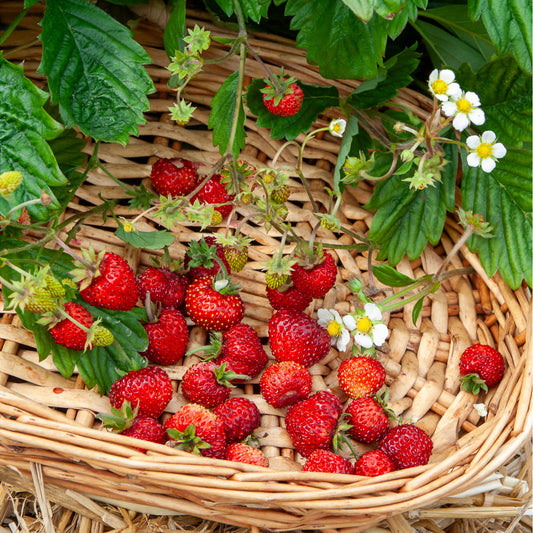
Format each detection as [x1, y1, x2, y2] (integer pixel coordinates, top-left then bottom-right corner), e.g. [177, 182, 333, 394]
[184, 236, 231, 283]
[215, 323, 268, 380]
[108, 366, 173, 418]
[137, 266, 188, 309]
[345, 396, 389, 444]
[261, 79, 304, 117]
[180, 361, 247, 408]
[213, 397, 261, 443]
[225, 442, 269, 467]
[337, 356, 386, 399]
[121, 414, 167, 453]
[150, 157, 199, 197]
[78, 251, 139, 311]
[49, 301, 93, 351]
[259, 361, 312, 409]
[164, 403, 226, 459]
[265, 284, 312, 312]
[285, 390, 343, 457]
[459, 343, 505, 394]
[185, 275, 244, 332]
[354, 449, 396, 477]
[142, 308, 189, 366]
[268, 308, 331, 368]
[303, 450, 355, 475]
[192, 174, 235, 221]
[378, 424, 433, 470]
[291, 251, 337, 299]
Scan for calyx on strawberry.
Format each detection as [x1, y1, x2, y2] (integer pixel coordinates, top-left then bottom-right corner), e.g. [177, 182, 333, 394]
[150, 157, 199, 197]
[185, 274, 245, 332]
[268, 308, 331, 368]
[459, 343, 505, 394]
[285, 390, 343, 457]
[214, 233, 252, 273]
[71, 248, 139, 311]
[261, 73, 304, 117]
[184, 236, 231, 283]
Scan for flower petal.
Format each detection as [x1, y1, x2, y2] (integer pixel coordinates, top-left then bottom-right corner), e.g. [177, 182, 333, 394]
[372, 324, 389, 346]
[343, 314, 357, 331]
[469, 108, 485, 126]
[337, 329, 350, 352]
[481, 157, 496, 173]
[492, 143, 507, 158]
[453, 113, 469, 131]
[440, 69, 455, 83]
[441, 101, 457, 117]
[447, 82, 462, 99]
[481, 130, 497, 144]
[466, 135, 481, 149]
[467, 153, 481, 167]
[428, 69, 439, 84]
[465, 91, 481, 106]
[364, 303, 382, 321]
[354, 332, 373, 349]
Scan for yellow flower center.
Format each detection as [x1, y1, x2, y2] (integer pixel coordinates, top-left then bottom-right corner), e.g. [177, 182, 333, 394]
[456, 98, 472, 114]
[431, 79, 448, 95]
[123, 221, 134, 232]
[356, 316, 373, 334]
[476, 142, 493, 159]
[332, 123, 341, 133]
[327, 321, 342, 337]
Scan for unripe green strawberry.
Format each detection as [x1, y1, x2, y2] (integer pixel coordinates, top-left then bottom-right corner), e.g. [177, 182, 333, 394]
[265, 272, 289, 289]
[26, 286, 57, 314]
[0, 171, 23, 196]
[92, 325, 114, 347]
[210, 210, 223, 225]
[224, 246, 248, 272]
[44, 275, 66, 298]
[270, 185, 290, 204]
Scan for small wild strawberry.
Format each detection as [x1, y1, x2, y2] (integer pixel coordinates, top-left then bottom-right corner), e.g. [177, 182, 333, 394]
[259, 361, 312, 409]
[270, 184, 290, 204]
[150, 157, 199, 197]
[265, 284, 312, 312]
[137, 266, 188, 309]
[378, 424, 433, 470]
[459, 343, 505, 394]
[192, 174, 235, 221]
[291, 250, 337, 299]
[345, 396, 390, 444]
[261, 76, 304, 117]
[0, 170, 23, 196]
[184, 236, 231, 283]
[303, 450, 355, 475]
[49, 301, 93, 351]
[354, 449, 396, 477]
[213, 397, 261, 444]
[337, 356, 386, 399]
[225, 442, 269, 467]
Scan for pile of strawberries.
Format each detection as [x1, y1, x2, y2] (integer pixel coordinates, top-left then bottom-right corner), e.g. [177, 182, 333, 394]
[40, 154, 506, 476]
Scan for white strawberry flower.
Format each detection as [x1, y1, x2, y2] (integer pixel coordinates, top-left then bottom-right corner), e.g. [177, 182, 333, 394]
[441, 91, 485, 132]
[350, 303, 389, 349]
[329, 118, 346, 138]
[317, 308, 354, 352]
[428, 69, 461, 102]
[466, 130, 507, 173]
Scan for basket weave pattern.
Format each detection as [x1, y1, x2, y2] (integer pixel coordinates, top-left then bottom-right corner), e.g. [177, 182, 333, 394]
[0, 4, 531, 531]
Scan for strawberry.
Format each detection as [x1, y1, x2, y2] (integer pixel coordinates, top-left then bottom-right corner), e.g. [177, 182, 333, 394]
[291, 251, 337, 299]
[215, 323, 268, 381]
[270, 184, 290, 204]
[185, 275, 244, 332]
[261, 77, 304, 117]
[345, 396, 389, 444]
[164, 403, 226, 459]
[303, 450, 355, 475]
[108, 366, 173, 418]
[150, 157, 199, 197]
[213, 397, 261, 443]
[192, 174, 235, 221]
[378, 424, 433, 470]
[0, 170, 23, 196]
[49, 301, 93, 351]
[137, 266, 188, 309]
[265, 284, 312, 312]
[337, 356, 386, 399]
[184, 236, 231, 283]
[180, 361, 247, 408]
[285, 390, 343, 457]
[459, 343, 505, 394]
[225, 442, 269, 467]
[259, 361, 312, 409]
[77, 251, 139, 311]
[354, 449, 396, 477]
[121, 414, 167, 452]
[223, 246, 248, 273]
[142, 308, 189, 366]
[268, 308, 331, 368]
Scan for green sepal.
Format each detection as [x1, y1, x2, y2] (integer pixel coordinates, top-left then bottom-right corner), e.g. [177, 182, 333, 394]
[167, 424, 211, 454]
[460, 373, 488, 395]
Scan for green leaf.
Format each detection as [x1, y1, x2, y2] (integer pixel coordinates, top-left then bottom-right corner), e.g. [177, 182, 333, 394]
[334, 116, 359, 190]
[213, 0, 272, 23]
[411, 296, 425, 325]
[208, 71, 246, 157]
[0, 55, 67, 220]
[164, 0, 186, 59]
[457, 57, 532, 146]
[348, 46, 420, 109]
[115, 226, 175, 249]
[38, 0, 155, 145]
[341, 0, 405, 22]
[245, 78, 339, 140]
[461, 146, 532, 289]
[469, 0, 532, 73]
[365, 143, 457, 265]
[415, 5, 496, 72]
[372, 264, 417, 287]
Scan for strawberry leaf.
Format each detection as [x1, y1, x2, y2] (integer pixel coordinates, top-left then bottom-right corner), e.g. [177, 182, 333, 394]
[38, 0, 155, 144]
[163, 0, 186, 59]
[208, 71, 246, 158]
[0, 56, 67, 221]
[246, 79, 339, 140]
[365, 143, 457, 265]
[115, 226, 175, 250]
[372, 264, 417, 287]
[213, 0, 272, 23]
[461, 146, 532, 289]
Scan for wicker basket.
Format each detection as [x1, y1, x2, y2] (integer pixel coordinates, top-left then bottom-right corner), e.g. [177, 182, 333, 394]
[0, 3, 531, 531]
